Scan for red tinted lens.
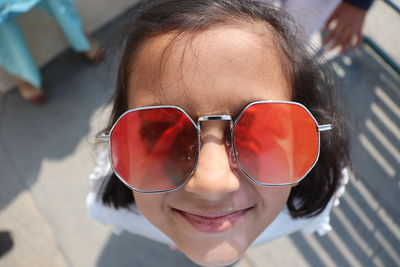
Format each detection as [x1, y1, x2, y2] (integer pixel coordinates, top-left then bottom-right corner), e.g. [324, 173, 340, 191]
[234, 102, 319, 184]
[110, 108, 198, 192]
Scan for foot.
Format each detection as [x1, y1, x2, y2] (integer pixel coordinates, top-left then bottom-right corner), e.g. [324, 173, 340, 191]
[15, 79, 47, 105]
[84, 36, 105, 63]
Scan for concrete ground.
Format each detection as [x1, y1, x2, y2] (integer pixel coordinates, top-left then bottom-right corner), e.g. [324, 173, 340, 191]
[0, 1, 399, 267]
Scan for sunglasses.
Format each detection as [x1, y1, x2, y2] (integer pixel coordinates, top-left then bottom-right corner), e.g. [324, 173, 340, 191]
[96, 101, 332, 193]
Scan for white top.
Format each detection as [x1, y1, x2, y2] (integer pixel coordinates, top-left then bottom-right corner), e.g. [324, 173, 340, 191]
[87, 151, 348, 247]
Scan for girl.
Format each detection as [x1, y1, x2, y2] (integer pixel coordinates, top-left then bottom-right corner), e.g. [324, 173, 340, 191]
[88, 0, 350, 266]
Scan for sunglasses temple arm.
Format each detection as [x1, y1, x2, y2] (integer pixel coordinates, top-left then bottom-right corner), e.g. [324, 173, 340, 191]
[96, 133, 110, 142]
[318, 124, 332, 132]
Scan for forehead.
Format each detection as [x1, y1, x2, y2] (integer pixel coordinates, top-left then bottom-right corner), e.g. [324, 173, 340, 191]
[127, 24, 291, 117]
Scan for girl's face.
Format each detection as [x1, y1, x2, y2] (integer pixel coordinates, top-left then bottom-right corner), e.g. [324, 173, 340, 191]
[127, 25, 292, 266]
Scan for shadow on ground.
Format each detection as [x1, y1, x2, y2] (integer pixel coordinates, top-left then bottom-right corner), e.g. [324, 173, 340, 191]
[96, 233, 206, 267]
[290, 43, 400, 266]
[0, 4, 143, 211]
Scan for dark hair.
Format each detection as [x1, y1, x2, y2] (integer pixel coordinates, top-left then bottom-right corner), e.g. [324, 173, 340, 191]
[99, 0, 350, 218]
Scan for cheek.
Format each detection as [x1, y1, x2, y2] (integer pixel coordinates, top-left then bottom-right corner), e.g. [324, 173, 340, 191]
[132, 192, 166, 224]
[257, 186, 292, 214]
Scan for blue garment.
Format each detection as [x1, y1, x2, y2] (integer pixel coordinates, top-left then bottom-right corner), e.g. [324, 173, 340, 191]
[343, 0, 374, 10]
[0, 18, 41, 87]
[0, 0, 90, 87]
[0, 0, 42, 23]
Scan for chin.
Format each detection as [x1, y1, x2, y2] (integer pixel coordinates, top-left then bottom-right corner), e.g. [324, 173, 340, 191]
[180, 241, 246, 267]
[187, 253, 241, 267]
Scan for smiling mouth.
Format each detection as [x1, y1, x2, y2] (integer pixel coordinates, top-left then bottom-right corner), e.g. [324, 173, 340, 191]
[173, 207, 254, 233]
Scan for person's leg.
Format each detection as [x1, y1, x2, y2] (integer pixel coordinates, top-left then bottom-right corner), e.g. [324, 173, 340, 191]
[0, 18, 46, 104]
[39, 0, 104, 61]
[0, 19, 41, 88]
[39, 0, 90, 52]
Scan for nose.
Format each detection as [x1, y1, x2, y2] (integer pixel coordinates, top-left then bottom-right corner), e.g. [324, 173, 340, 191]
[183, 120, 240, 200]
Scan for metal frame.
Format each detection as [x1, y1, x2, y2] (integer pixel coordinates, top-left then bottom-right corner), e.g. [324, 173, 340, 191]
[96, 101, 332, 193]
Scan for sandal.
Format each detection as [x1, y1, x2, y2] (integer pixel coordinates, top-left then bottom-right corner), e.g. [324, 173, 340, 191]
[84, 36, 105, 63]
[15, 78, 47, 105]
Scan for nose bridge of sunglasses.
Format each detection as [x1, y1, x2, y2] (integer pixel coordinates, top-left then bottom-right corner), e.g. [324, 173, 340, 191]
[197, 115, 233, 145]
[197, 115, 232, 122]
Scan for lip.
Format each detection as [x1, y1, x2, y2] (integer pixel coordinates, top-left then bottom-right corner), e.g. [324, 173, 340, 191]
[173, 207, 253, 233]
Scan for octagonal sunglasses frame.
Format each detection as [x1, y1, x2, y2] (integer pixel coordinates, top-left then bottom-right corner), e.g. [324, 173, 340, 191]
[96, 100, 332, 194]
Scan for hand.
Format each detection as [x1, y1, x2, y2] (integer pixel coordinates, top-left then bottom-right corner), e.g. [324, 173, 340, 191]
[322, 2, 367, 54]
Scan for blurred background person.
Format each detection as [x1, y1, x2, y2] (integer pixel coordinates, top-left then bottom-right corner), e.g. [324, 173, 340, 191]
[0, 0, 104, 104]
[278, 0, 373, 54]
